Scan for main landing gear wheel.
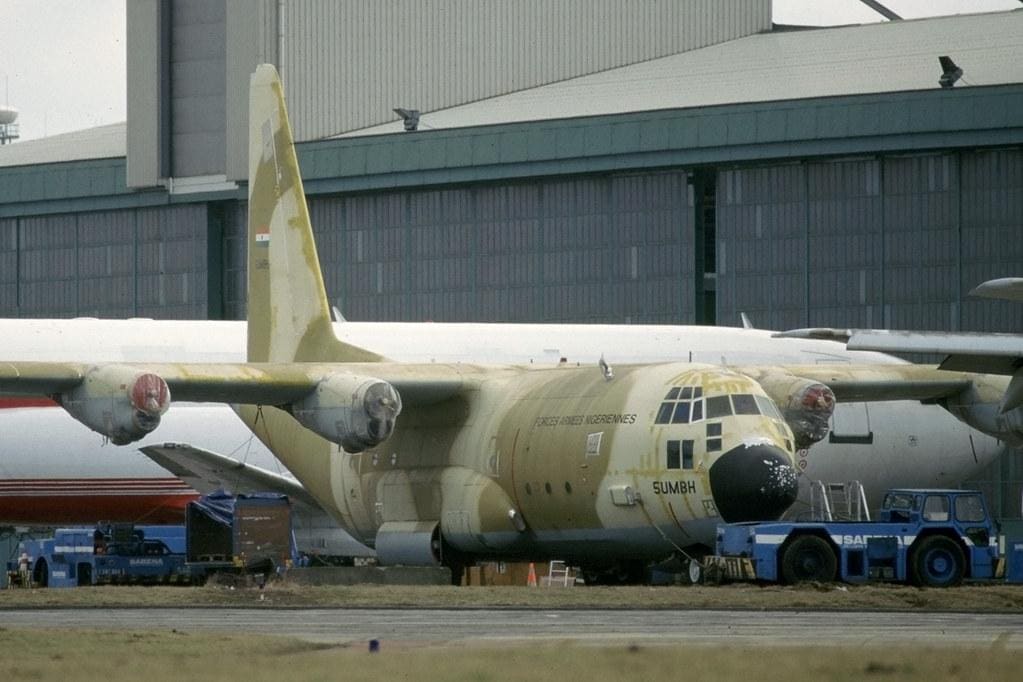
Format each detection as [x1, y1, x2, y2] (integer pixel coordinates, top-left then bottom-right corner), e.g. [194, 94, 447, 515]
[910, 536, 964, 588]
[781, 535, 837, 584]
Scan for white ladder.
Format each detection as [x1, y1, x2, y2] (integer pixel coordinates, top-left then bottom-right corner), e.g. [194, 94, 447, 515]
[810, 481, 870, 521]
[543, 560, 572, 587]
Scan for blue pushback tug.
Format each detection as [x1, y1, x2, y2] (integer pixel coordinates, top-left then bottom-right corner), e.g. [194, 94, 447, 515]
[708, 489, 1023, 587]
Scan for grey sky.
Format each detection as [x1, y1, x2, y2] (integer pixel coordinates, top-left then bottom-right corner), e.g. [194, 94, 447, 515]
[0, 0, 1018, 142]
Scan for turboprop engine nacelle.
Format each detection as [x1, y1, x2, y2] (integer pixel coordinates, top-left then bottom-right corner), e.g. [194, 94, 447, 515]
[754, 373, 836, 450]
[291, 373, 402, 452]
[60, 365, 171, 445]
[944, 375, 1023, 448]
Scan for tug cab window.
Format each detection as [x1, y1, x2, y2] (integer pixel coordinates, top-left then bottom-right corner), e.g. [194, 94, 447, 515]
[923, 495, 950, 522]
[955, 495, 986, 523]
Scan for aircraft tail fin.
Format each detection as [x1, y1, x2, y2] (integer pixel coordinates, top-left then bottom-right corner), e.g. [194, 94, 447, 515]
[246, 64, 381, 363]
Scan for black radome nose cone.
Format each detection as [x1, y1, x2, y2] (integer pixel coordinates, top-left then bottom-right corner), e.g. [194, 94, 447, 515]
[708, 443, 798, 523]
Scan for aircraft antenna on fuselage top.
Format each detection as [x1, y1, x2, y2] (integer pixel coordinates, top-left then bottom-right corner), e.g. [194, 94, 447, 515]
[246, 64, 380, 365]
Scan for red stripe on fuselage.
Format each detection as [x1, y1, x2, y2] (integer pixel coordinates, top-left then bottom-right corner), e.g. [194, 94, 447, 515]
[0, 397, 58, 409]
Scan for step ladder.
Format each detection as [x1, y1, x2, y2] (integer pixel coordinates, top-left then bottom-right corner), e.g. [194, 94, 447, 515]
[809, 481, 870, 521]
[543, 560, 573, 587]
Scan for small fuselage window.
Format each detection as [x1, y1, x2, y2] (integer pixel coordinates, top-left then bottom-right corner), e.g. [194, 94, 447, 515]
[666, 439, 695, 470]
[705, 422, 722, 452]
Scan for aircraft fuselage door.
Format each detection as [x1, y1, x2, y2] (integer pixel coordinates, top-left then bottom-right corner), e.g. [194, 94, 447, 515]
[815, 358, 874, 445]
[829, 402, 873, 444]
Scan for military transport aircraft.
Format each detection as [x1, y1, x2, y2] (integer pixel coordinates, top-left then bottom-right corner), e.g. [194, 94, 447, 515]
[0, 65, 1018, 581]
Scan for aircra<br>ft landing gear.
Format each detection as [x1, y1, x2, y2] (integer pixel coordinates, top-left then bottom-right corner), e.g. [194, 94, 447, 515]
[579, 560, 648, 585]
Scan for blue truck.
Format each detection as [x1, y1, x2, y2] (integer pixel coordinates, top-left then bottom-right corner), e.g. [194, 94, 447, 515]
[706, 488, 1023, 587]
[92, 524, 191, 585]
[8, 492, 295, 588]
[12, 524, 189, 588]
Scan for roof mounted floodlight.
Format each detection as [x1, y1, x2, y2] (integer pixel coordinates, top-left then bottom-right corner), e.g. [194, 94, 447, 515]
[392, 108, 420, 132]
[938, 56, 963, 88]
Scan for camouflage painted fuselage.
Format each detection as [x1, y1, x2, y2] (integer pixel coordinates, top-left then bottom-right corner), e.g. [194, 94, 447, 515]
[239, 361, 797, 564]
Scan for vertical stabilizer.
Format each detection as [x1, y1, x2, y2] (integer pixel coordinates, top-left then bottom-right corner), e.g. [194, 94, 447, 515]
[246, 64, 381, 363]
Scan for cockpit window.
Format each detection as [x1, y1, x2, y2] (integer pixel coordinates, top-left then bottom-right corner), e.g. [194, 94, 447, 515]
[731, 394, 759, 415]
[755, 395, 783, 420]
[705, 395, 731, 418]
[655, 386, 704, 425]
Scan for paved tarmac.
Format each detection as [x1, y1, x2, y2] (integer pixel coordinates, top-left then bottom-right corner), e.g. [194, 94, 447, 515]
[4, 608, 1023, 648]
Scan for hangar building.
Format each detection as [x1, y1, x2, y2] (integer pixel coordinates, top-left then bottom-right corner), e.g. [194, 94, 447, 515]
[0, 1, 1021, 511]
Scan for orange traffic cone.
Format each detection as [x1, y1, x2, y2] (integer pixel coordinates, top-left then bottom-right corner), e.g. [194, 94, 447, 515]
[527, 562, 537, 587]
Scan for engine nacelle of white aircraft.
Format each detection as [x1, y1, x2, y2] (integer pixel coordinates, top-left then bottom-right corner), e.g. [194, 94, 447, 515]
[290, 373, 402, 452]
[59, 365, 171, 445]
[944, 376, 1023, 448]
[755, 373, 836, 450]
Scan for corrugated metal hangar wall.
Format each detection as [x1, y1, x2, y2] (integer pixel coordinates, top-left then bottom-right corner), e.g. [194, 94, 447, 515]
[222, 173, 694, 323]
[716, 149, 1023, 333]
[126, 0, 770, 186]
[0, 206, 209, 319]
[4, 147, 1021, 330]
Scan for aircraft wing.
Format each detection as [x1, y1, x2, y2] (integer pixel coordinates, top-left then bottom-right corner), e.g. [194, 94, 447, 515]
[140, 442, 375, 558]
[845, 331, 1023, 375]
[775, 277, 1023, 375]
[0, 359, 488, 448]
[139, 442, 317, 507]
[733, 363, 974, 403]
[0, 358, 981, 410]
[0, 361, 476, 405]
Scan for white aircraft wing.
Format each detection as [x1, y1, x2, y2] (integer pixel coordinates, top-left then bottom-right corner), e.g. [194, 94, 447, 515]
[776, 277, 1023, 377]
[139, 442, 315, 506]
[846, 330, 1023, 375]
[139, 442, 375, 558]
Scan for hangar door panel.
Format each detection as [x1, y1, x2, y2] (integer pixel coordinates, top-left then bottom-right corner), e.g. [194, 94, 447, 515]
[307, 171, 693, 324]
